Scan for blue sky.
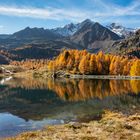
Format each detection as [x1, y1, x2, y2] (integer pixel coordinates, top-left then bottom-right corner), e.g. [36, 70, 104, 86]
[0, 0, 139, 34]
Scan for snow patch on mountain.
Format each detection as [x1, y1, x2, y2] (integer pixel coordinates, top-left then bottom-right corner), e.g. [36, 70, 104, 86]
[106, 23, 136, 38]
[52, 23, 80, 37]
[52, 19, 94, 37]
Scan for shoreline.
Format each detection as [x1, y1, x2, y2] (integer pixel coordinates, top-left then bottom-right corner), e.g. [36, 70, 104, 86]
[1, 73, 140, 80]
[6, 110, 140, 140]
[33, 69, 140, 80]
[69, 74, 140, 80]
[0, 65, 140, 80]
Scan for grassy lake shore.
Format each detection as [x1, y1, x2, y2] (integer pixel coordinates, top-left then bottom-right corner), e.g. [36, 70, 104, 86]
[1, 65, 140, 80]
[32, 69, 140, 80]
[69, 74, 140, 80]
[6, 110, 140, 140]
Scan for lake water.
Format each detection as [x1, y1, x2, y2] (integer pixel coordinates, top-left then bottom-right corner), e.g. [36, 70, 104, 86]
[0, 77, 140, 138]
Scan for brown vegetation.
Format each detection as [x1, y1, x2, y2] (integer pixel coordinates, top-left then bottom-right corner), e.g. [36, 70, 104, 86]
[0, 50, 18, 60]
[7, 110, 140, 140]
[10, 59, 48, 70]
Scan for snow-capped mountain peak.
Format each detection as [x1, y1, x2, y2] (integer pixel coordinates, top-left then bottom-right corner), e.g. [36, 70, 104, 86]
[106, 23, 136, 38]
[52, 19, 94, 37]
[52, 23, 79, 37]
[51, 20, 135, 38]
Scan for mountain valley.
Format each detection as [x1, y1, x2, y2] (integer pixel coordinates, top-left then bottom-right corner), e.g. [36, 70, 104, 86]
[0, 19, 139, 64]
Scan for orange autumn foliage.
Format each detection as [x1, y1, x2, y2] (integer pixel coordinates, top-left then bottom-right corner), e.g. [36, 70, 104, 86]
[10, 59, 48, 70]
[130, 60, 140, 76]
[48, 50, 139, 76]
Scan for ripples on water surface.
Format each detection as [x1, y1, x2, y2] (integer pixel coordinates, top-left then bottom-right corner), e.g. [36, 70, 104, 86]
[0, 77, 140, 137]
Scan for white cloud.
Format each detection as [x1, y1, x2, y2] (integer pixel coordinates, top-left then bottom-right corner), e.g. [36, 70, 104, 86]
[0, 6, 89, 21]
[0, 0, 139, 23]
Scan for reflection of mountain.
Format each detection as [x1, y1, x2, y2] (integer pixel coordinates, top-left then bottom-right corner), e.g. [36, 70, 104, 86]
[0, 78, 140, 121]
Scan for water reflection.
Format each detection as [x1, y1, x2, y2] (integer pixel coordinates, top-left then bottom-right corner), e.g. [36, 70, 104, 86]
[2, 77, 140, 101]
[0, 77, 139, 137]
[47, 79, 140, 101]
